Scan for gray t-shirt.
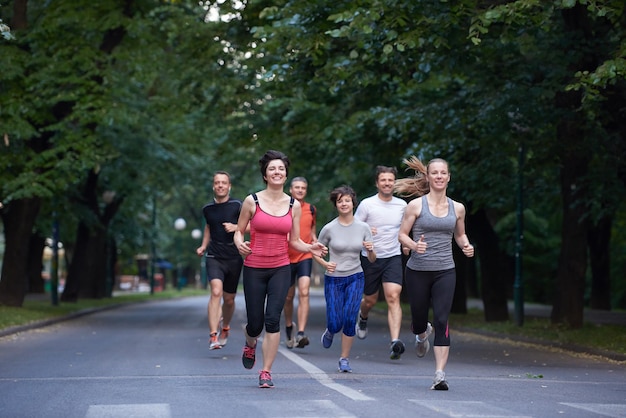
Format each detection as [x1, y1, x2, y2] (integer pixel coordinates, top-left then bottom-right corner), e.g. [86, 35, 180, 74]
[354, 195, 406, 258]
[317, 218, 374, 277]
[407, 196, 457, 272]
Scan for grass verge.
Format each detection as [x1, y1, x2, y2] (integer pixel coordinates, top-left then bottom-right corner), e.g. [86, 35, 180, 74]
[450, 308, 626, 358]
[0, 288, 206, 331]
[388, 302, 626, 360]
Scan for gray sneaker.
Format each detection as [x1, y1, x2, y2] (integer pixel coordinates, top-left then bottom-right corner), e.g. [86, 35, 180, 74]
[355, 312, 368, 339]
[415, 322, 432, 358]
[295, 333, 310, 348]
[431, 370, 448, 390]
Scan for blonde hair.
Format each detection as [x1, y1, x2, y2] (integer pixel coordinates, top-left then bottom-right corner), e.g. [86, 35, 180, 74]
[394, 156, 449, 197]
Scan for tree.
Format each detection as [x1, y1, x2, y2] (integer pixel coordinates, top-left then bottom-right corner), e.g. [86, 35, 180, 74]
[471, 0, 626, 326]
[0, 0, 237, 304]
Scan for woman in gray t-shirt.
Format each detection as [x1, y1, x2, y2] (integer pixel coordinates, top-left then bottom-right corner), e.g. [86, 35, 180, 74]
[396, 157, 475, 391]
[315, 185, 375, 373]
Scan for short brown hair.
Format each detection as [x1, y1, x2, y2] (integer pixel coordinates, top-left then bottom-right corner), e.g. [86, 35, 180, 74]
[329, 185, 358, 207]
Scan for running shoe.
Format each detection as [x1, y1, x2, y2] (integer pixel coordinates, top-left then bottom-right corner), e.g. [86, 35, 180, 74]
[431, 370, 448, 390]
[209, 333, 221, 350]
[389, 339, 405, 360]
[415, 322, 433, 358]
[217, 317, 230, 347]
[242, 342, 256, 369]
[321, 329, 334, 349]
[356, 312, 368, 339]
[296, 333, 310, 348]
[218, 326, 229, 347]
[338, 357, 352, 373]
[285, 325, 295, 349]
[259, 370, 274, 388]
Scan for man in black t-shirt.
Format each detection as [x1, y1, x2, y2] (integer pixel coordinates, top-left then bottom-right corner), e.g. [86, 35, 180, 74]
[196, 171, 244, 350]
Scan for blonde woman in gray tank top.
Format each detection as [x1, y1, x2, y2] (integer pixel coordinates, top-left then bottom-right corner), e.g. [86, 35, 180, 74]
[396, 157, 475, 391]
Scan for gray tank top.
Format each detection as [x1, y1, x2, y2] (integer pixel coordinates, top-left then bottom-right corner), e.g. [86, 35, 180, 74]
[406, 196, 456, 272]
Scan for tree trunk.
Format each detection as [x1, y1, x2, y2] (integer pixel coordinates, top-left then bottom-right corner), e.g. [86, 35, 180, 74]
[0, 198, 41, 306]
[62, 169, 124, 301]
[551, 121, 589, 328]
[467, 209, 510, 321]
[27, 233, 46, 293]
[62, 221, 108, 300]
[550, 5, 596, 329]
[587, 216, 612, 310]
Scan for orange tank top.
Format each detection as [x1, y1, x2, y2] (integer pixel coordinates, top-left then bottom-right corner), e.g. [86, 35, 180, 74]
[288, 201, 316, 263]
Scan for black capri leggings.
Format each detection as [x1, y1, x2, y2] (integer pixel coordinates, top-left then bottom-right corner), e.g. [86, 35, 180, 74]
[404, 267, 456, 347]
[243, 265, 291, 337]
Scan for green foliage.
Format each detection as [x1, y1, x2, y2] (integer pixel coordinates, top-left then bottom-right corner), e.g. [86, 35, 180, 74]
[495, 209, 560, 303]
[1, 0, 625, 312]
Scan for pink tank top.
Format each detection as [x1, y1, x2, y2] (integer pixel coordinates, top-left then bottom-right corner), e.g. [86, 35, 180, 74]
[244, 193, 294, 268]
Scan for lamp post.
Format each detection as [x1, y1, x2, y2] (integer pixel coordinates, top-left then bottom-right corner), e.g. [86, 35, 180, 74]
[174, 218, 186, 290]
[50, 212, 59, 306]
[191, 228, 204, 288]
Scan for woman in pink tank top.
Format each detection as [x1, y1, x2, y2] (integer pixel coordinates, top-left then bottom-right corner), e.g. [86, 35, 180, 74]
[233, 150, 327, 389]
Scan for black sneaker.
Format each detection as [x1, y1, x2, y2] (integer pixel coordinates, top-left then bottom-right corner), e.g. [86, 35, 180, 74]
[389, 339, 405, 360]
[259, 370, 274, 388]
[242, 342, 256, 369]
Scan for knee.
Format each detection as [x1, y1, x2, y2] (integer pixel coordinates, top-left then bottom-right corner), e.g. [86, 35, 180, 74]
[284, 286, 295, 303]
[363, 294, 377, 308]
[265, 316, 280, 333]
[222, 295, 235, 308]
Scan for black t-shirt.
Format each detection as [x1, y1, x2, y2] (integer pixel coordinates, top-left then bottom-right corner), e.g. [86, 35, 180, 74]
[201, 198, 242, 259]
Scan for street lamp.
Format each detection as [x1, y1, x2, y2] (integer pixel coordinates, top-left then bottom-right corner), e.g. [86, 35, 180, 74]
[174, 218, 186, 290]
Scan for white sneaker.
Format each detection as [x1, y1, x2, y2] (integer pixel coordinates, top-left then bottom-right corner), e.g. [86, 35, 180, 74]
[209, 334, 222, 350]
[431, 370, 448, 390]
[415, 322, 432, 358]
[355, 312, 368, 339]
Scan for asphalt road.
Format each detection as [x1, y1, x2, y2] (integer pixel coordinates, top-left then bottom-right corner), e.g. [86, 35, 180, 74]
[0, 289, 624, 418]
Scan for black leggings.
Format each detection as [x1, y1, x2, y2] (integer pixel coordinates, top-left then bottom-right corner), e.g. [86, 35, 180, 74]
[404, 267, 456, 347]
[243, 265, 291, 337]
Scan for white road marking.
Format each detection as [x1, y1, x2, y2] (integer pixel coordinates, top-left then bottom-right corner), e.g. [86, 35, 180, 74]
[85, 403, 171, 418]
[409, 400, 531, 418]
[251, 399, 356, 418]
[279, 346, 374, 401]
[560, 403, 626, 417]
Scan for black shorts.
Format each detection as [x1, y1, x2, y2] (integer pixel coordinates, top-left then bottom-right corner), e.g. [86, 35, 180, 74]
[360, 255, 403, 296]
[205, 256, 243, 294]
[290, 258, 313, 286]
